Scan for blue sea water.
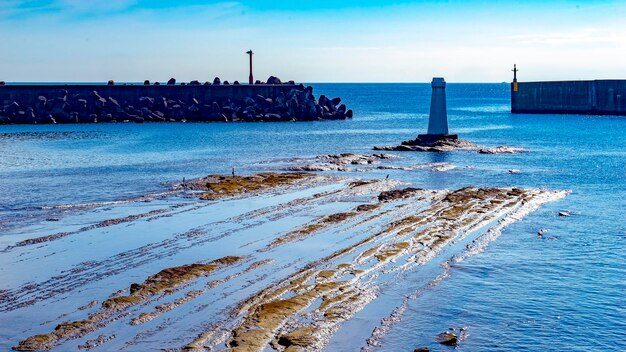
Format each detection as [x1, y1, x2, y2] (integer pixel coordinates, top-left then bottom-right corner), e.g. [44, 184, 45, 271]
[0, 83, 624, 351]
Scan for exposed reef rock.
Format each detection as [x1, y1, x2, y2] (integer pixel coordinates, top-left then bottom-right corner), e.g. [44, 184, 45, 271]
[374, 135, 526, 154]
[7, 170, 568, 352]
[13, 256, 244, 351]
[287, 153, 398, 172]
[377, 187, 424, 202]
[435, 331, 458, 346]
[0, 77, 353, 124]
[182, 172, 312, 200]
[374, 135, 477, 152]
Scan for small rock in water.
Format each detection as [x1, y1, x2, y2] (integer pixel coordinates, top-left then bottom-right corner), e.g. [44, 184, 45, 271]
[537, 228, 549, 237]
[414, 347, 430, 352]
[478, 146, 526, 154]
[45, 218, 60, 222]
[558, 211, 571, 217]
[435, 331, 458, 346]
[508, 169, 521, 174]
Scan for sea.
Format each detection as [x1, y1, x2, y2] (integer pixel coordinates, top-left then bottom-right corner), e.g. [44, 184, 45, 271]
[0, 83, 624, 351]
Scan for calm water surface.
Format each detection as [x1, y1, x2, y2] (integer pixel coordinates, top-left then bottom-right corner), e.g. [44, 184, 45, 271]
[0, 83, 624, 351]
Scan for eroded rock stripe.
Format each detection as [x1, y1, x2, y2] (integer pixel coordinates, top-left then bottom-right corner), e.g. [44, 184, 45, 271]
[13, 256, 245, 351]
[214, 187, 559, 352]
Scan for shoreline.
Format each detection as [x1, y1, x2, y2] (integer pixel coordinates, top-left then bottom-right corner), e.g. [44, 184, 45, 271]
[3, 165, 568, 351]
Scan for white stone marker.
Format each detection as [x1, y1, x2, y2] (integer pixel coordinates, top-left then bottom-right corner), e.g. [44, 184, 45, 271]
[427, 77, 448, 135]
[419, 77, 457, 142]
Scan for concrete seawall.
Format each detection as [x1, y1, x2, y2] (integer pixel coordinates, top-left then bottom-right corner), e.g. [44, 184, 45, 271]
[0, 84, 299, 107]
[511, 80, 626, 116]
[0, 83, 353, 124]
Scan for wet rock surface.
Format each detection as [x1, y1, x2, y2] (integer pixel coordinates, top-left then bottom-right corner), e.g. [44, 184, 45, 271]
[374, 135, 526, 154]
[5, 171, 568, 352]
[374, 136, 477, 152]
[287, 153, 399, 172]
[182, 172, 312, 200]
[377, 187, 424, 202]
[13, 256, 244, 351]
[435, 331, 458, 345]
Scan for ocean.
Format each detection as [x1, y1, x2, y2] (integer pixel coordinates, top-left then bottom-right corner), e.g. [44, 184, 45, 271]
[0, 83, 624, 351]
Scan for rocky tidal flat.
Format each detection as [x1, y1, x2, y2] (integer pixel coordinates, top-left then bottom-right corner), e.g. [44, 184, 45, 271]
[2, 168, 567, 351]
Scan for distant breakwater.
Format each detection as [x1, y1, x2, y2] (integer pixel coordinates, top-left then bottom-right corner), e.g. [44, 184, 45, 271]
[511, 79, 626, 116]
[0, 77, 353, 124]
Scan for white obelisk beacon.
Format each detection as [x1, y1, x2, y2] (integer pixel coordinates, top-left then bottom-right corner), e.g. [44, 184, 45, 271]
[418, 77, 457, 142]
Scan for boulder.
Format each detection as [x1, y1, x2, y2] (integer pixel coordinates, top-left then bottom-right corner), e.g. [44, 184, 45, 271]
[37, 95, 47, 106]
[107, 80, 115, 86]
[267, 76, 282, 85]
[233, 81, 240, 85]
[242, 108, 256, 120]
[154, 82, 161, 86]
[414, 348, 429, 352]
[264, 113, 282, 121]
[213, 77, 221, 85]
[189, 80, 200, 85]
[346, 109, 353, 118]
[75, 99, 88, 112]
[203, 81, 211, 85]
[331, 97, 342, 106]
[144, 80, 150, 85]
[303, 99, 318, 120]
[211, 102, 221, 116]
[435, 332, 458, 346]
[89, 91, 106, 108]
[25, 107, 36, 120]
[187, 104, 200, 113]
[222, 106, 235, 118]
[138, 96, 155, 108]
[156, 97, 168, 110]
[107, 97, 121, 109]
[244, 97, 256, 106]
[167, 78, 176, 85]
[5, 101, 21, 114]
[50, 98, 69, 115]
[223, 81, 230, 85]
[0, 81, 5, 85]
[318, 95, 327, 107]
[69, 111, 79, 123]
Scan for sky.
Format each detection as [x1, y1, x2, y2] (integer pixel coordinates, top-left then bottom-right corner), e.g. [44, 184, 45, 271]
[1, 0, 625, 82]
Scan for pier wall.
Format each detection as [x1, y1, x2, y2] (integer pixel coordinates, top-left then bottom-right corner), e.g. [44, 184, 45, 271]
[511, 80, 626, 116]
[0, 84, 301, 109]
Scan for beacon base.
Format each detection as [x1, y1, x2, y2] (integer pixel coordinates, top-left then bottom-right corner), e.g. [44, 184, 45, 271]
[417, 134, 459, 143]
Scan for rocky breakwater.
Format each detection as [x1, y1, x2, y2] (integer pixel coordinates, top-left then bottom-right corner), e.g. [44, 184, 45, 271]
[0, 76, 353, 124]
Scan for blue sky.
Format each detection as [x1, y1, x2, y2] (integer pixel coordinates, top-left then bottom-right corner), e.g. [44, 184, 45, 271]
[1, 0, 625, 82]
